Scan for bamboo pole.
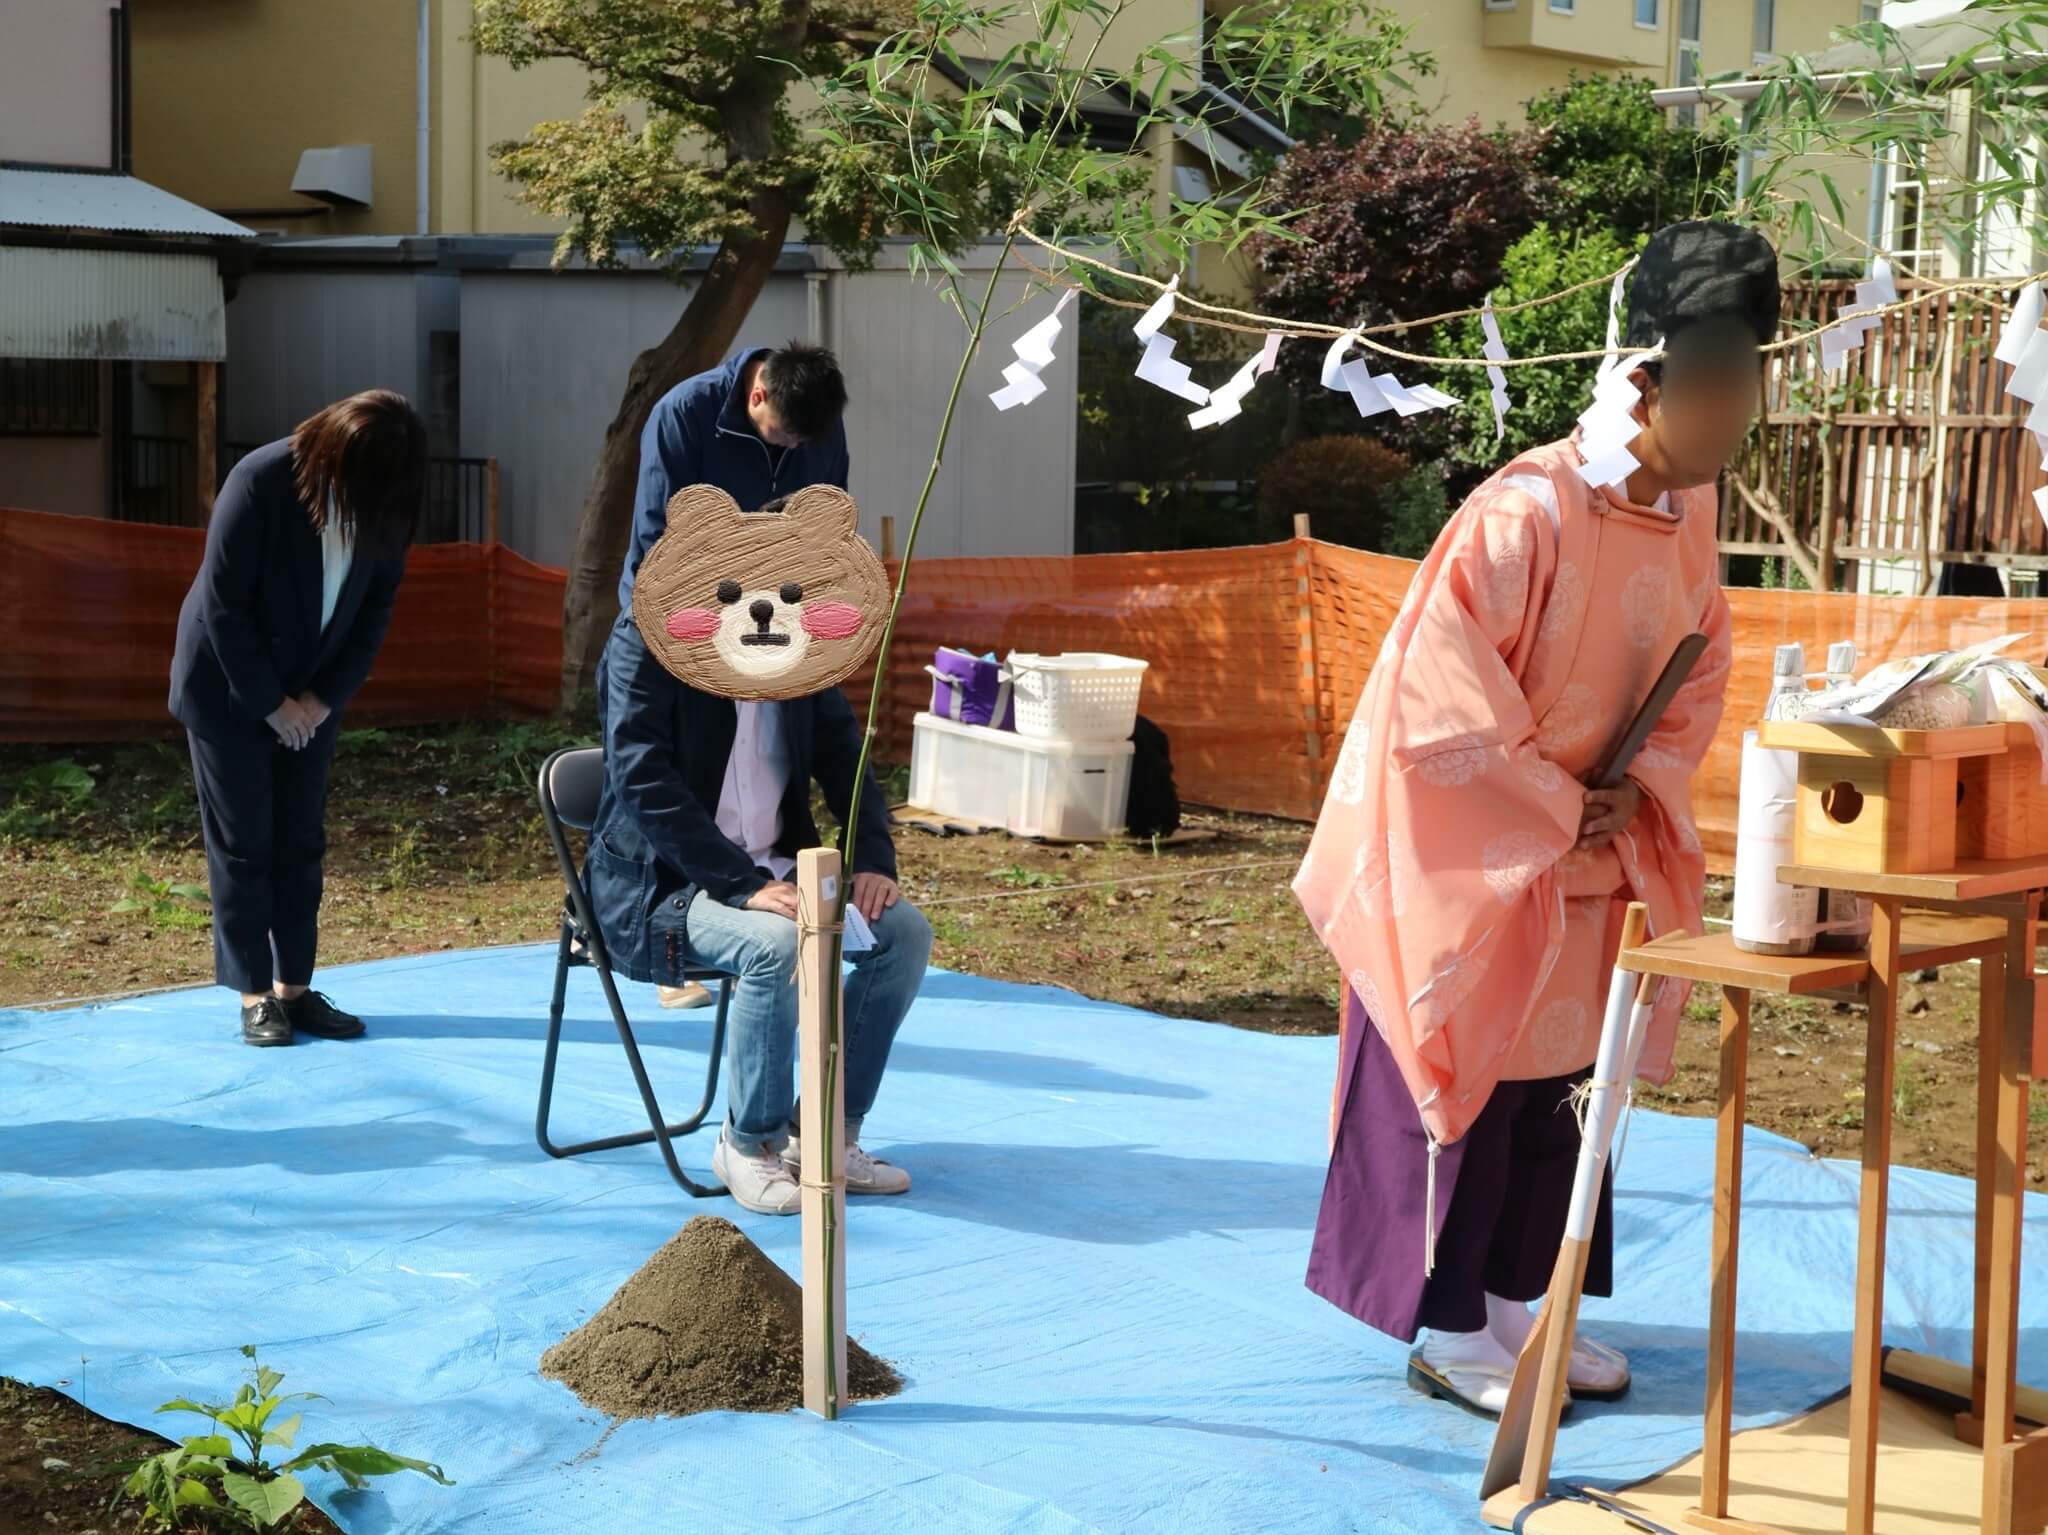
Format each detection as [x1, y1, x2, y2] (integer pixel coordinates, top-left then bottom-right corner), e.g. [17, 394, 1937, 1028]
[796, 848, 848, 1420]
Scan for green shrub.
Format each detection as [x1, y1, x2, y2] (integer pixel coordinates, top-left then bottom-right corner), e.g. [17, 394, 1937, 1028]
[1378, 465, 1452, 561]
[112, 1346, 450, 1531]
[1442, 223, 1646, 479]
[1256, 435, 1412, 549]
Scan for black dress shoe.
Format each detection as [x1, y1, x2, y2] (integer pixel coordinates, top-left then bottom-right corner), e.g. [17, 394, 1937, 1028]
[241, 997, 294, 1048]
[282, 990, 366, 1040]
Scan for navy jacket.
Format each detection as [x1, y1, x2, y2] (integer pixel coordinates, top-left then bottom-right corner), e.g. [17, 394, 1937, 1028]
[617, 349, 851, 608]
[587, 614, 897, 984]
[167, 439, 406, 740]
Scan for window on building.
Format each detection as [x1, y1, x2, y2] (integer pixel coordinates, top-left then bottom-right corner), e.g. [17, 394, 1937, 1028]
[1752, 0, 1775, 63]
[1636, 0, 1661, 26]
[1860, 0, 1882, 18]
[1485, 0, 1516, 11]
[1882, 146, 1939, 277]
[1675, 0, 1704, 126]
[1550, 0, 1576, 13]
[0, 359, 101, 436]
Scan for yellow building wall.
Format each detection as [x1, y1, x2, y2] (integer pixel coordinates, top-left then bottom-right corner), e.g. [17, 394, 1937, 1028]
[434, 0, 598, 235]
[130, 0, 419, 237]
[129, 0, 1875, 246]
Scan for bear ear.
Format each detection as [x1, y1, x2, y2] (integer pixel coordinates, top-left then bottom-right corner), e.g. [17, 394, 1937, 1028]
[663, 484, 745, 530]
[782, 484, 861, 537]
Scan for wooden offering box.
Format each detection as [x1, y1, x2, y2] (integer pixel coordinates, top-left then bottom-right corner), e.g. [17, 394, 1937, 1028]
[1959, 731, 2048, 861]
[1755, 721, 2008, 876]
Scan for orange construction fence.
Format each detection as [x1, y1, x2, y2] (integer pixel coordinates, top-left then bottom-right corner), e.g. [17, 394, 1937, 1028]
[7, 503, 2046, 873]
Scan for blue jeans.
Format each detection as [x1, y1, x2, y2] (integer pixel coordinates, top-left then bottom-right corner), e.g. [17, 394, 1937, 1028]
[670, 890, 932, 1152]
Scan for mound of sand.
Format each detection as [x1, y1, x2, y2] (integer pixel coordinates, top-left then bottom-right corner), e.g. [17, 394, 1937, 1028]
[540, 1215, 901, 1418]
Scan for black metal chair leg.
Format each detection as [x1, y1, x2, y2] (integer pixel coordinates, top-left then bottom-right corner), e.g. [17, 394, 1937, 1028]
[534, 919, 576, 1158]
[535, 957, 729, 1197]
[534, 746, 734, 1199]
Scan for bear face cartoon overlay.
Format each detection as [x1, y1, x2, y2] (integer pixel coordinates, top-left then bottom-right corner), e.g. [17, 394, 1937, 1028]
[631, 484, 891, 701]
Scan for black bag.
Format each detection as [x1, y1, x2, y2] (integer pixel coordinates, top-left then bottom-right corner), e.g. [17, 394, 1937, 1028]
[1125, 715, 1181, 839]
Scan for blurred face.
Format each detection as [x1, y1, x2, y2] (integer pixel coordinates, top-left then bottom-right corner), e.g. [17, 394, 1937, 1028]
[747, 383, 804, 449]
[1632, 359, 1763, 487]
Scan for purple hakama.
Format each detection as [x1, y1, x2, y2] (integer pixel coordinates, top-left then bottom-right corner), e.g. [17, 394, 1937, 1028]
[1305, 992, 1615, 1341]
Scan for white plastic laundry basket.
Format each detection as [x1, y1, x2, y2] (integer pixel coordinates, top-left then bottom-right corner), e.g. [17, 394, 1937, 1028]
[1006, 652, 1149, 742]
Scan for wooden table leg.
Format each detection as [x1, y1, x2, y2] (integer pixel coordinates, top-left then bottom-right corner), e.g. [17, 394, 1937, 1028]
[1847, 899, 1902, 1535]
[1983, 901, 2037, 1534]
[1972, 945, 2008, 1440]
[1701, 985, 1751, 1522]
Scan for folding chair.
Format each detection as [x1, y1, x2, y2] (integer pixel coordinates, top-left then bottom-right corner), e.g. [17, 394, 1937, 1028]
[535, 745, 731, 1197]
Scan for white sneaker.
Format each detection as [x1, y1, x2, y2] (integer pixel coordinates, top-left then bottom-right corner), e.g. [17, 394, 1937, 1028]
[782, 1135, 912, 1196]
[713, 1135, 801, 1215]
[657, 983, 714, 1010]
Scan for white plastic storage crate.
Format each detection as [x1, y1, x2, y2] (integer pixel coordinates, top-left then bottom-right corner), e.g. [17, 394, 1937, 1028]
[909, 712, 1134, 841]
[1007, 652, 1148, 742]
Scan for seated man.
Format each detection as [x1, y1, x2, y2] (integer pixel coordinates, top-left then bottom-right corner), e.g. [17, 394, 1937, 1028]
[587, 598, 931, 1216]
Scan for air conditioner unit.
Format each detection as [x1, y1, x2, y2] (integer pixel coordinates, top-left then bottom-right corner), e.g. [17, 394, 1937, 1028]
[291, 145, 372, 208]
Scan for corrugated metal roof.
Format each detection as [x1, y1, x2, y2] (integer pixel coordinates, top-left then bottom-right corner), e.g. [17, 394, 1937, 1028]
[0, 167, 254, 239]
[0, 246, 227, 361]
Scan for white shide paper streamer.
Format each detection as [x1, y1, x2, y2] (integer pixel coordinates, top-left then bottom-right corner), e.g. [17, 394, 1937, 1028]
[1820, 258, 1897, 373]
[1480, 295, 1510, 441]
[1319, 333, 1457, 420]
[1572, 344, 1660, 490]
[1189, 332, 1283, 429]
[1994, 281, 2048, 526]
[1132, 278, 1211, 407]
[989, 289, 1077, 411]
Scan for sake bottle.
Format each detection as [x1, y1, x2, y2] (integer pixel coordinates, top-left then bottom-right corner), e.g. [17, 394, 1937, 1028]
[1735, 645, 1820, 954]
[1815, 642, 1874, 952]
[1766, 643, 1807, 722]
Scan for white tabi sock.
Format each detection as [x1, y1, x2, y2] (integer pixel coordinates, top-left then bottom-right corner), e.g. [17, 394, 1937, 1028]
[1484, 1290, 1628, 1393]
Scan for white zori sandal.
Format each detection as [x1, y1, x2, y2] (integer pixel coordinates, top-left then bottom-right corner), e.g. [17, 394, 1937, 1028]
[1407, 1324, 1631, 1418]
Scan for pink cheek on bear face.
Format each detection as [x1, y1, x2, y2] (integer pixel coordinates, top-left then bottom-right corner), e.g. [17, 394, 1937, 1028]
[666, 609, 720, 642]
[801, 602, 864, 641]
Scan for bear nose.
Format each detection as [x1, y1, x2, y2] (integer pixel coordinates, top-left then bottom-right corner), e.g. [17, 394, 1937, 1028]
[750, 599, 775, 626]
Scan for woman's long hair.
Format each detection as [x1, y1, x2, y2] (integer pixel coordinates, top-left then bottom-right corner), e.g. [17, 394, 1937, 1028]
[290, 390, 427, 556]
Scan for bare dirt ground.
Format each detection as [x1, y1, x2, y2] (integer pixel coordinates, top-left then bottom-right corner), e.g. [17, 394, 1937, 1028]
[3, 723, 2040, 1530]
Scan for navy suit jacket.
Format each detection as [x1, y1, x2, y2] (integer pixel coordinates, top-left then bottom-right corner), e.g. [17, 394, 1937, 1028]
[616, 349, 851, 609]
[168, 439, 407, 740]
[587, 614, 896, 984]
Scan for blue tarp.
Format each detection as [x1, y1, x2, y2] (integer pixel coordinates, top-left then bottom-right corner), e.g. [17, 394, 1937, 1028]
[2, 945, 2042, 1533]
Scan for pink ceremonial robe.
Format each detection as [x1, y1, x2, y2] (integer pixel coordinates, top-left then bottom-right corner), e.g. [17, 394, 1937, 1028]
[1294, 437, 1732, 1147]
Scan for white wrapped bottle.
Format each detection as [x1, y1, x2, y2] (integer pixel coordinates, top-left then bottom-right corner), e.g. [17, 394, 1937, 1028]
[1816, 641, 1874, 953]
[1733, 645, 1822, 955]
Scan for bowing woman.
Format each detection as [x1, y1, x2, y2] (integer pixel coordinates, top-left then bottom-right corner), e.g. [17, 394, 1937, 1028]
[169, 390, 426, 1047]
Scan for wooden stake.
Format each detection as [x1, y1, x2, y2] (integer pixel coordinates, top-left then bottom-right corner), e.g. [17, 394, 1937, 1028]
[880, 515, 897, 564]
[485, 457, 501, 546]
[1972, 944, 2007, 1436]
[195, 361, 219, 524]
[1701, 985, 1751, 1519]
[1847, 897, 1902, 1535]
[1982, 901, 2036, 1530]
[1294, 521, 1323, 792]
[796, 847, 848, 1421]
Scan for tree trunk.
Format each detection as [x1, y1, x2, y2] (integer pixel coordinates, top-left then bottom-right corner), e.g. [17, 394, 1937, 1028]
[556, 193, 793, 709]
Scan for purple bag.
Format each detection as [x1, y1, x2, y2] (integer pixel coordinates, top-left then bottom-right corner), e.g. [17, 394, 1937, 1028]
[926, 648, 1015, 729]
